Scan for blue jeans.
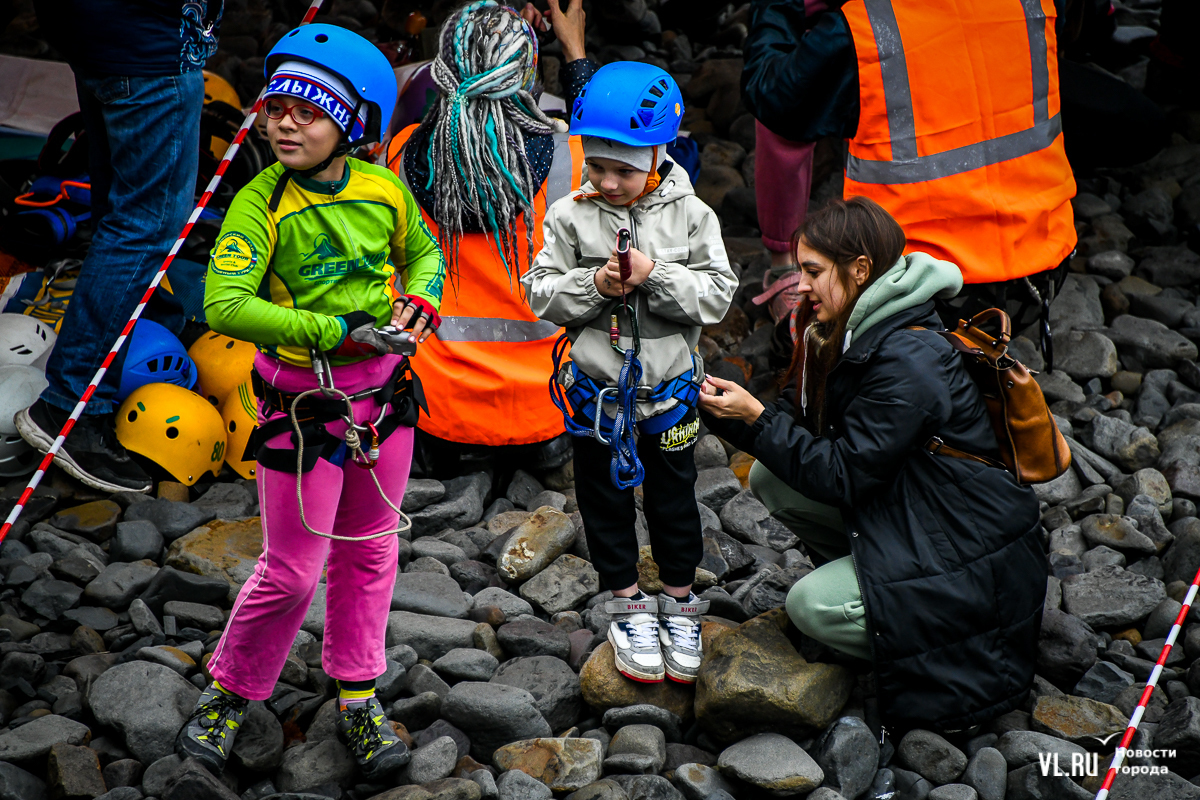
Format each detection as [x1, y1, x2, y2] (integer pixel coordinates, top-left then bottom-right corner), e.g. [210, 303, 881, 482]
[42, 69, 203, 415]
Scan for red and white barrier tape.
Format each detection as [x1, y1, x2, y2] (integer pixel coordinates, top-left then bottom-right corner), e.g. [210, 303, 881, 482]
[0, 0, 325, 547]
[1094, 567, 1200, 799]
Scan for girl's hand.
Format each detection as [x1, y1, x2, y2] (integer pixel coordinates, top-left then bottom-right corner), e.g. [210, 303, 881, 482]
[519, 2, 549, 32]
[699, 375, 765, 424]
[392, 297, 438, 342]
[546, 0, 587, 62]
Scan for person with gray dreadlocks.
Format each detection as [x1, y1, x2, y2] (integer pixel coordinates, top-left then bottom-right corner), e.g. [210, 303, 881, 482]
[385, 0, 596, 471]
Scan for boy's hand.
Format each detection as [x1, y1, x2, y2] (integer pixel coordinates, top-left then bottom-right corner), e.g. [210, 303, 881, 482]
[595, 248, 654, 297]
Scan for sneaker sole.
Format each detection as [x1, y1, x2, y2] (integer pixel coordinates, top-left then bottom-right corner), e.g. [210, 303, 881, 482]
[175, 730, 226, 776]
[608, 631, 665, 683]
[15, 408, 151, 494]
[665, 664, 699, 684]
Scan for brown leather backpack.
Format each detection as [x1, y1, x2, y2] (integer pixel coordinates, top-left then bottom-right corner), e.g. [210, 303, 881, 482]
[913, 308, 1071, 485]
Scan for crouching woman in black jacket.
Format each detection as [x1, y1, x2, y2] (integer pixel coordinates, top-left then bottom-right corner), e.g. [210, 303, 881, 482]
[700, 197, 1046, 734]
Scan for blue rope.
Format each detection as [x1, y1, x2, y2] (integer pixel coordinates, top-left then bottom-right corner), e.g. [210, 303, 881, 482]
[609, 348, 644, 490]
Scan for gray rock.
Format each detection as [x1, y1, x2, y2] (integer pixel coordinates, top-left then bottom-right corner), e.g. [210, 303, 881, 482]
[20, 577, 82, 619]
[441, 681, 554, 762]
[813, 716, 879, 800]
[743, 564, 814, 616]
[1080, 514, 1158, 554]
[605, 774, 686, 800]
[1075, 661, 1136, 705]
[385, 643, 420, 669]
[927, 787, 977, 800]
[1034, 469, 1083, 506]
[402, 479, 446, 512]
[694, 468, 742, 511]
[1035, 370, 1085, 403]
[84, 561, 160, 611]
[414, 719, 471, 760]
[718, 490, 799, 551]
[1061, 564, 1167, 627]
[491, 655, 581, 732]
[892, 767, 933, 800]
[1049, 525, 1087, 557]
[1103, 769, 1200, 800]
[95, 788, 143, 800]
[694, 435, 728, 468]
[109, 520, 163, 563]
[497, 768, 553, 800]
[717, 733, 824, 795]
[472, 768, 499, 799]
[602, 706, 683, 744]
[192, 482, 255, 518]
[519, 554, 600, 614]
[507, 470, 546, 510]
[231, 701, 283, 771]
[385, 610, 479, 660]
[497, 508, 578, 584]
[161, 758, 239, 800]
[136, 565, 228, 615]
[1004, 762, 1092, 799]
[128, 598, 162, 636]
[1125, 495, 1175, 552]
[1050, 274, 1104, 334]
[1057, 331, 1119, 380]
[1090, 415, 1161, 472]
[1153, 696, 1200, 776]
[473, 587, 534, 618]
[897, 730, 967, 785]
[0, 762, 45, 800]
[275, 739, 356, 792]
[1106, 315, 1199, 368]
[1088, 251, 1135, 280]
[377, 659, 407, 701]
[960, 746, 1004, 800]
[673, 763, 734, 800]
[528, 491, 567, 512]
[994, 730, 1089, 769]
[162, 600, 223, 632]
[392, 571, 471, 618]
[1036, 607, 1097, 685]
[0, 714, 91, 761]
[497, 618, 571, 659]
[410, 472, 488, 537]
[140, 754, 182, 797]
[605, 724, 666, 774]
[124, 499, 216, 542]
[434, 648, 500, 683]
[88, 661, 201, 763]
[407, 735, 459, 784]
[411, 538, 468, 567]
[1146, 597, 1185, 640]
[389, 692, 442, 731]
[407, 663, 452, 698]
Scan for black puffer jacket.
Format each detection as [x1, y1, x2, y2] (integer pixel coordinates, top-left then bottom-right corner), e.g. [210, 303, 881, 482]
[704, 302, 1046, 732]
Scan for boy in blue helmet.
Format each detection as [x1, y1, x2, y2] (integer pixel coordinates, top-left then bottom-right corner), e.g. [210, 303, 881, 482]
[175, 24, 445, 781]
[522, 63, 736, 684]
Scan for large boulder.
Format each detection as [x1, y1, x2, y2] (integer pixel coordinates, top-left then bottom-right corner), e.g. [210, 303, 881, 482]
[165, 518, 263, 603]
[497, 508, 577, 584]
[88, 661, 200, 763]
[580, 643, 695, 723]
[493, 738, 604, 793]
[694, 609, 854, 745]
[386, 611, 480, 661]
[440, 682, 553, 762]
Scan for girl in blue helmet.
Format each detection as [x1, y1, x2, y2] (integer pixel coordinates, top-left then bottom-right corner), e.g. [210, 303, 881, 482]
[521, 62, 736, 685]
[177, 24, 445, 781]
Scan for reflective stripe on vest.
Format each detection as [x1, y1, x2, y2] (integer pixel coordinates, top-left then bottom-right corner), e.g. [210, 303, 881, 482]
[846, 0, 1058, 185]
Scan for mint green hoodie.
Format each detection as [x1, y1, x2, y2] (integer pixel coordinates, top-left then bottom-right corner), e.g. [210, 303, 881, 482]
[842, 252, 963, 352]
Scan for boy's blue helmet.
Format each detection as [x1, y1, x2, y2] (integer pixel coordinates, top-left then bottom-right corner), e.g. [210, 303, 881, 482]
[570, 62, 685, 147]
[264, 24, 398, 146]
[116, 320, 197, 402]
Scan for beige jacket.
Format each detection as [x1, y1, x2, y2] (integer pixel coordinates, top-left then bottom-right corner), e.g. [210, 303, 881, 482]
[521, 162, 736, 420]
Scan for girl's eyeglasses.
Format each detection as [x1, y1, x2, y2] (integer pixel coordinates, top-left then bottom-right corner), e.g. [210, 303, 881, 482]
[263, 99, 325, 126]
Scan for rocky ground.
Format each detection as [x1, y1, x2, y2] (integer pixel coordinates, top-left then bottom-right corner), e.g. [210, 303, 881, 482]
[4, 1, 1200, 800]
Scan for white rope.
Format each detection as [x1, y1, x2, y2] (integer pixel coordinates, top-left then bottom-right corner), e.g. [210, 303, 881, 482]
[288, 388, 411, 541]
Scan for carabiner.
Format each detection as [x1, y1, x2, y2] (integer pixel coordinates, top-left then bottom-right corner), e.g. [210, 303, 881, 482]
[593, 387, 619, 446]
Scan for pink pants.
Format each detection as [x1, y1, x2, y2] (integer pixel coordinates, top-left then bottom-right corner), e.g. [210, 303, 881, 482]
[755, 121, 817, 254]
[208, 353, 412, 700]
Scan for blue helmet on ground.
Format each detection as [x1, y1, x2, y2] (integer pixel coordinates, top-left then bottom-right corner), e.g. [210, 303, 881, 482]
[116, 319, 197, 402]
[264, 23, 398, 146]
[570, 62, 685, 147]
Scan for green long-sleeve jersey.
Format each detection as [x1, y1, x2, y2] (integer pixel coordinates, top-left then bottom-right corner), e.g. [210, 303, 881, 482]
[203, 158, 445, 366]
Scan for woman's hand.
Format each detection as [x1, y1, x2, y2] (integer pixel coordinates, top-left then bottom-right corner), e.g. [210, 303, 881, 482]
[699, 375, 766, 424]
[545, 0, 587, 62]
[392, 297, 437, 342]
[519, 3, 549, 32]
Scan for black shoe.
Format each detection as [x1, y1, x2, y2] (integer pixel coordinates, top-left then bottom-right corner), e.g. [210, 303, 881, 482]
[15, 399, 152, 493]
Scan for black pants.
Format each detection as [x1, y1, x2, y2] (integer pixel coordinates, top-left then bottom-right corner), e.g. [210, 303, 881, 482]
[573, 409, 704, 591]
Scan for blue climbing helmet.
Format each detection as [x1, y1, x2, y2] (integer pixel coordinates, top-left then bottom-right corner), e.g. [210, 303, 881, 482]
[264, 23, 398, 146]
[570, 62, 685, 147]
[116, 319, 197, 402]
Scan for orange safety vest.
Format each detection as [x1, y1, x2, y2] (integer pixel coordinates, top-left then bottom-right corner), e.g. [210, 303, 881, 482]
[841, 0, 1077, 284]
[386, 125, 585, 446]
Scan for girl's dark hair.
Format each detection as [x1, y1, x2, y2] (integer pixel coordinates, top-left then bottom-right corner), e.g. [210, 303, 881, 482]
[783, 197, 907, 429]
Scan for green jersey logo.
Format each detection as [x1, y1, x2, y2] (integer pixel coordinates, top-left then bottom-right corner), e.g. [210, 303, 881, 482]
[210, 233, 257, 276]
[303, 233, 346, 262]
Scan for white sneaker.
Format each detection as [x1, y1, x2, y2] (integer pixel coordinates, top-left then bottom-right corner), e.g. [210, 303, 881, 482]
[658, 593, 709, 684]
[606, 594, 665, 683]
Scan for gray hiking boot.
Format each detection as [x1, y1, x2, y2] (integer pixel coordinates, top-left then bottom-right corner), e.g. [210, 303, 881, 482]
[175, 683, 249, 774]
[337, 696, 410, 780]
[605, 594, 664, 683]
[658, 593, 710, 683]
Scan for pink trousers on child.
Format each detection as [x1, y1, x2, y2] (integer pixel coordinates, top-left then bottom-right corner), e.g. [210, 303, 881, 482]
[208, 353, 412, 701]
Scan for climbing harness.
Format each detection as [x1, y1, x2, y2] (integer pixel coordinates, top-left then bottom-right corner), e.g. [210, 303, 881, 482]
[282, 347, 413, 542]
[549, 227, 698, 490]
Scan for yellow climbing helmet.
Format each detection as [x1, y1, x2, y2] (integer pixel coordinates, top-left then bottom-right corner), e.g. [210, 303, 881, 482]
[220, 381, 258, 480]
[116, 384, 227, 486]
[203, 71, 241, 108]
[188, 331, 257, 407]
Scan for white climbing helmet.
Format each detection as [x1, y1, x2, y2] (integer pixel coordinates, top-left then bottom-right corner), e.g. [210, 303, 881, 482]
[0, 364, 49, 476]
[0, 314, 56, 369]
